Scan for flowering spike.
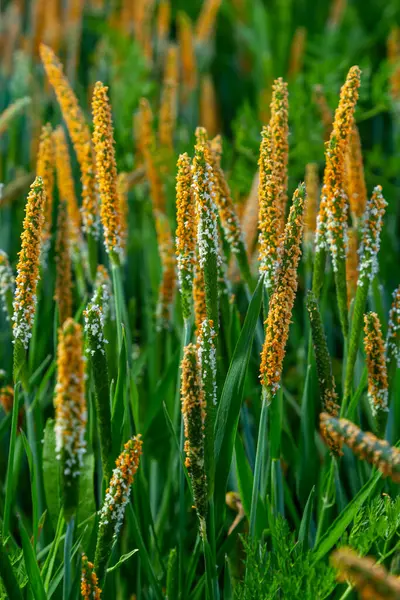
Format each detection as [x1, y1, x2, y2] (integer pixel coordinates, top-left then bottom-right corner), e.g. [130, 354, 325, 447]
[260, 183, 306, 397]
[320, 413, 400, 482]
[386, 285, 400, 369]
[93, 265, 112, 319]
[12, 177, 45, 351]
[36, 123, 55, 245]
[345, 124, 367, 223]
[159, 44, 178, 151]
[288, 27, 307, 79]
[258, 125, 281, 290]
[0, 250, 14, 321]
[95, 435, 142, 583]
[195, 0, 221, 44]
[304, 163, 319, 248]
[54, 318, 86, 520]
[139, 98, 166, 214]
[181, 344, 207, 524]
[155, 213, 177, 331]
[176, 153, 196, 320]
[331, 547, 400, 600]
[312, 84, 332, 141]
[358, 185, 387, 286]
[364, 312, 389, 420]
[388, 27, 400, 103]
[40, 44, 99, 239]
[156, 0, 171, 50]
[53, 126, 81, 249]
[346, 228, 358, 306]
[192, 128, 221, 331]
[55, 201, 73, 325]
[81, 554, 102, 600]
[200, 75, 219, 138]
[177, 12, 197, 102]
[193, 261, 207, 334]
[241, 172, 260, 258]
[270, 78, 289, 229]
[117, 172, 129, 252]
[92, 82, 123, 265]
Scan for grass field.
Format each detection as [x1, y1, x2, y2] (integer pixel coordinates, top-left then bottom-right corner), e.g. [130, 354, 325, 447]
[0, 1, 400, 598]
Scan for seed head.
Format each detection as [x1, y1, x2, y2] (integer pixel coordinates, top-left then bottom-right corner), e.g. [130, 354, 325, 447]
[364, 312, 389, 416]
[36, 123, 55, 243]
[345, 124, 367, 222]
[260, 183, 306, 395]
[0, 250, 14, 320]
[177, 12, 197, 100]
[269, 78, 289, 227]
[195, 0, 221, 44]
[193, 261, 207, 334]
[386, 285, 400, 368]
[92, 82, 123, 264]
[320, 414, 400, 482]
[388, 27, 400, 102]
[117, 172, 129, 252]
[304, 163, 319, 246]
[139, 98, 166, 214]
[159, 44, 178, 151]
[54, 201, 73, 325]
[176, 153, 196, 320]
[197, 319, 218, 407]
[346, 228, 359, 306]
[181, 344, 207, 521]
[81, 554, 101, 600]
[312, 84, 332, 142]
[155, 214, 176, 331]
[40, 44, 99, 238]
[288, 27, 307, 79]
[156, 0, 171, 47]
[358, 185, 387, 286]
[99, 435, 143, 537]
[331, 547, 400, 600]
[200, 75, 219, 138]
[12, 177, 45, 349]
[54, 319, 87, 479]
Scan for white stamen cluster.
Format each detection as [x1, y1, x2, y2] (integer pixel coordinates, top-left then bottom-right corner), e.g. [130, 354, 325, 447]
[0, 251, 14, 318]
[386, 285, 400, 368]
[83, 303, 109, 355]
[357, 185, 387, 286]
[192, 160, 221, 270]
[325, 189, 349, 272]
[197, 319, 218, 406]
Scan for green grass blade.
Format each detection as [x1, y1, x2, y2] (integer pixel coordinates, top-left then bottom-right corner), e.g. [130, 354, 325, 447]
[3, 382, 21, 537]
[19, 516, 47, 600]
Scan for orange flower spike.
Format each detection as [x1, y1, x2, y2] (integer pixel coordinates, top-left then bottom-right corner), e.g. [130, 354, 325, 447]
[195, 0, 222, 44]
[386, 285, 400, 369]
[364, 312, 389, 416]
[53, 126, 81, 249]
[81, 554, 102, 600]
[55, 201, 73, 325]
[159, 45, 179, 151]
[388, 27, 400, 102]
[12, 177, 46, 349]
[346, 228, 358, 306]
[346, 123, 367, 223]
[117, 172, 129, 252]
[260, 183, 306, 397]
[288, 27, 307, 79]
[177, 12, 197, 101]
[304, 163, 319, 246]
[200, 75, 219, 138]
[312, 84, 333, 141]
[36, 123, 55, 244]
[269, 77, 289, 229]
[155, 213, 176, 331]
[40, 44, 99, 239]
[92, 82, 123, 265]
[140, 98, 166, 214]
[156, 0, 171, 47]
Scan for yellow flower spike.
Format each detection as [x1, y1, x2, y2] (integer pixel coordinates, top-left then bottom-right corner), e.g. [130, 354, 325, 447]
[195, 0, 222, 45]
[346, 228, 358, 306]
[364, 312, 389, 416]
[55, 202, 73, 326]
[156, 0, 171, 49]
[139, 98, 166, 214]
[331, 547, 400, 600]
[200, 75, 219, 138]
[288, 27, 307, 79]
[386, 285, 400, 369]
[92, 81, 123, 265]
[177, 12, 197, 103]
[241, 171, 260, 258]
[176, 153, 196, 320]
[304, 163, 319, 247]
[260, 183, 306, 397]
[117, 172, 129, 252]
[269, 77, 289, 229]
[181, 343, 207, 523]
[312, 84, 333, 142]
[388, 27, 400, 103]
[210, 134, 222, 166]
[258, 125, 282, 290]
[53, 126, 81, 249]
[345, 123, 367, 223]
[54, 318, 86, 519]
[36, 123, 55, 244]
[155, 213, 177, 331]
[81, 554, 102, 600]
[12, 177, 46, 350]
[159, 44, 179, 151]
[40, 44, 99, 239]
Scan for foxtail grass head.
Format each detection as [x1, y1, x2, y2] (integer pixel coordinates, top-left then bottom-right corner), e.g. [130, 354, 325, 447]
[260, 183, 306, 397]
[12, 177, 45, 350]
[92, 81, 123, 265]
[331, 547, 400, 600]
[155, 213, 176, 331]
[40, 44, 99, 238]
[346, 228, 358, 306]
[195, 0, 221, 44]
[36, 123, 54, 244]
[388, 27, 400, 103]
[181, 343, 207, 523]
[54, 319, 86, 519]
[177, 12, 197, 101]
[159, 44, 178, 151]
[269, 77, 289, 225]
[357, 185, 387, 286]
[117, 172, 129, 252]
[55, 201, 73, 325]
[81, 555, 101, 600]
[193, 260, 207, 334]
[386, 285, 400, 369]
[0, 250, 14, 321]
[139, 98, 166, 214]
[176, 153, 196, 320]
[364, 312, 389, 416]
[345, 124, 367, 223]
[200, 75, 219, 138]
[304, 163, 319, 246]
[320, 414, 400, 482]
